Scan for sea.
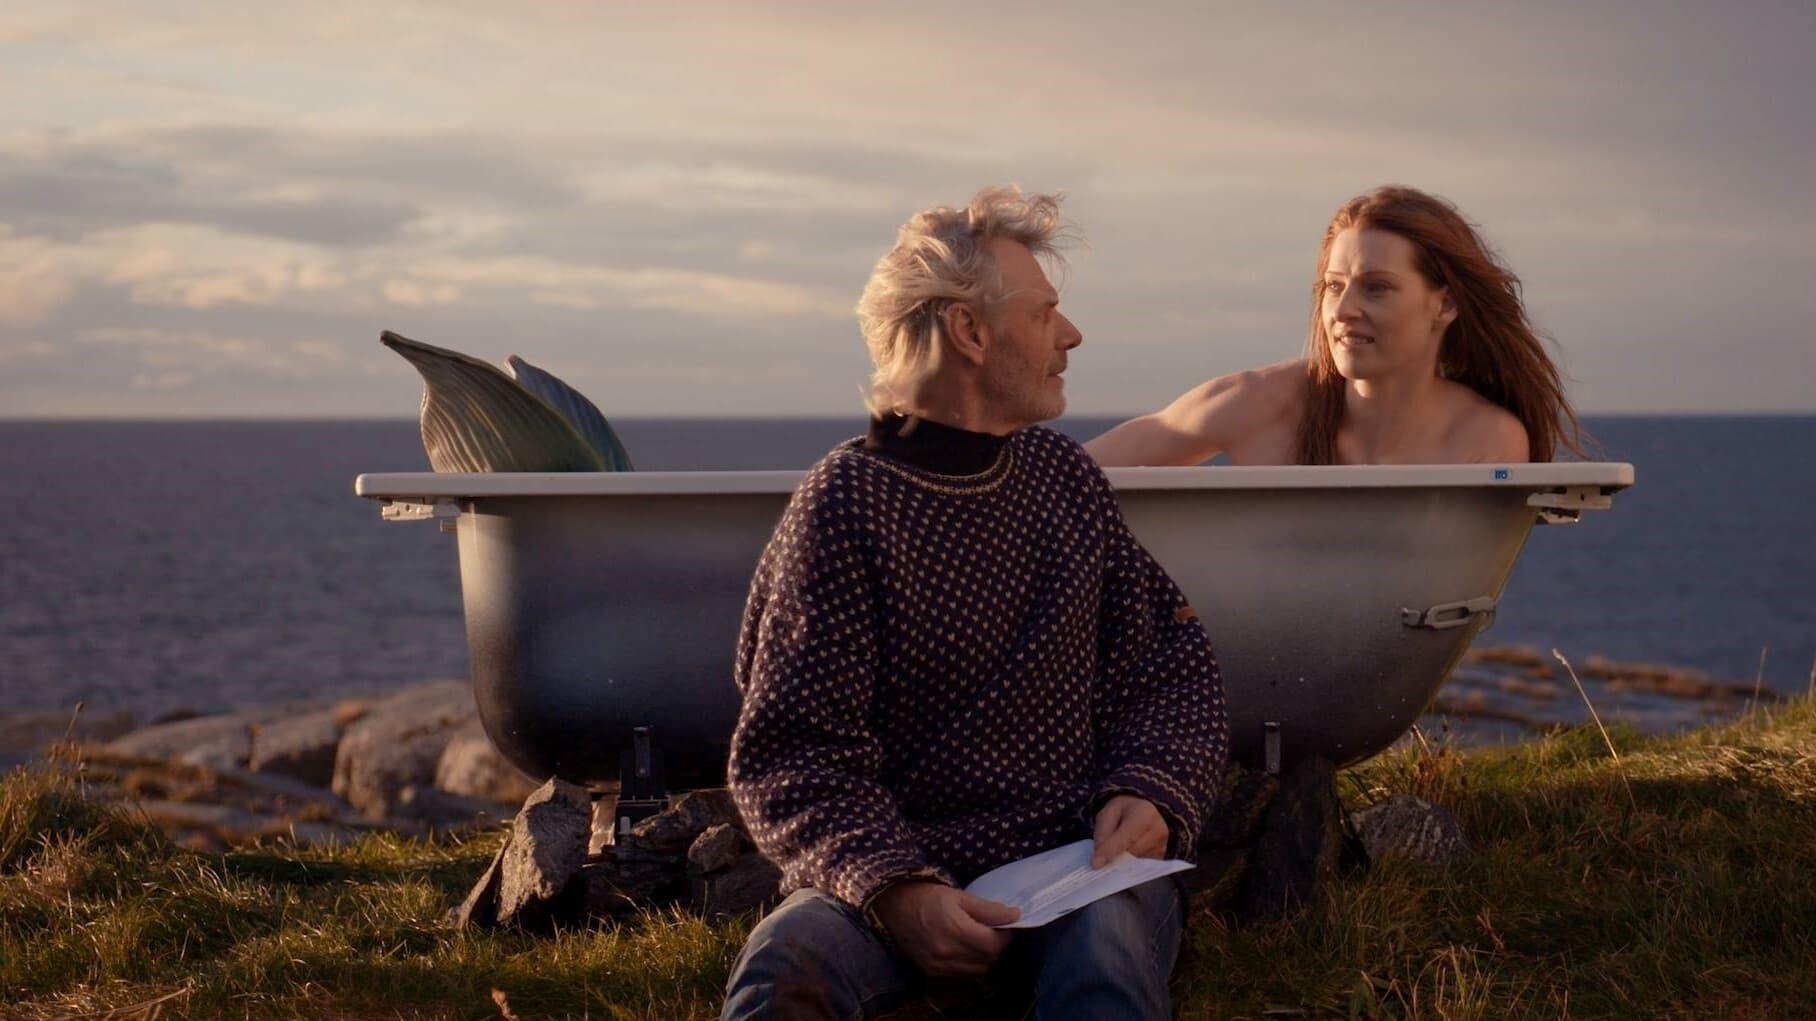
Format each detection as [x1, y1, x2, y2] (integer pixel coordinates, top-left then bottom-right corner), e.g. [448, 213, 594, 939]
[1, 416, 1811, 729]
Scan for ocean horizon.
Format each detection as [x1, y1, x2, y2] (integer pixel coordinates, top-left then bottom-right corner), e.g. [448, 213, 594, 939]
[1, 414, 1811, 723]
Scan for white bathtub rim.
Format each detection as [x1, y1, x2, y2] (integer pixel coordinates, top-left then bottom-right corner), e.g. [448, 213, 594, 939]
[356, 462, 1634, 500]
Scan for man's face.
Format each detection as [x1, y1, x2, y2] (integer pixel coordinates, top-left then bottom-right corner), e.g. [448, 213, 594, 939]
[976, 237, 1083, 428]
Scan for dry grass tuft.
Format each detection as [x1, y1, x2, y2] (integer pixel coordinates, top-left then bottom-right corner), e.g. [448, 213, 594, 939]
[1552, 648, 1637, 808]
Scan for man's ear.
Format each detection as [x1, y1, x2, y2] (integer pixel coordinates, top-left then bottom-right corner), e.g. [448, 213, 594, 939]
[942, 302, 988, 367]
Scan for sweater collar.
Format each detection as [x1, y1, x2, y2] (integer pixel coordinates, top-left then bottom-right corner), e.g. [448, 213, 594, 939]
[863, 412, 1012, 476]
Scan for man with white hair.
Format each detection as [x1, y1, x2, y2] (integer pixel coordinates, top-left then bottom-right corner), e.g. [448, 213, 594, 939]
[720, 186, 1228, 1020]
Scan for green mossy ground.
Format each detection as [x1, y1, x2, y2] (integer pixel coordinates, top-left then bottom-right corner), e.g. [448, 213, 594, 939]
[5, 700, 1813, 1019]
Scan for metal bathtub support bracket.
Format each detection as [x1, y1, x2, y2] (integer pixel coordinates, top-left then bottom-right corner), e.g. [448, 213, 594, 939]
[1401, 596, 1497, 632]
[615, 726, 669, 838]
[378, 498, 462, 533]
[1528, 485, 1614, 525]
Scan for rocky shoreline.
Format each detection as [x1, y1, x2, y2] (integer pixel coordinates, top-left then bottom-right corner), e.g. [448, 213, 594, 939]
[1, 679, 539, 852]
[1425, 645, 1786, 745]
[1, 648, 1782, 854]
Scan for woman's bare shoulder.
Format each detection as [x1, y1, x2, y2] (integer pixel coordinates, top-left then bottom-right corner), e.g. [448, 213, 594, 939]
[1444, 382, 1531, 462]
[1247, 359, 1312, 401]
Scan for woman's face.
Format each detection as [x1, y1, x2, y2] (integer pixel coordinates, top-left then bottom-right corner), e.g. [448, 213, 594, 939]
[1320, 227, 1455, 382]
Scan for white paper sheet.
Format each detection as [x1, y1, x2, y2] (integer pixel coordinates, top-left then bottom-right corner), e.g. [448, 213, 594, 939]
[962, 839, 1195, 929]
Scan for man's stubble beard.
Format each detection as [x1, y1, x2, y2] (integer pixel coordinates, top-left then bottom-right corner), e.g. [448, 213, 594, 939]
[982, 370, 1062, 429]
[987, 340, 1068, 426]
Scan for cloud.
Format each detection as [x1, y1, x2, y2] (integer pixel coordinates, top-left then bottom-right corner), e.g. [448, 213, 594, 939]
[0, 206, 852, 335]
[82, 224, 353, 309]
[0, 227, 75, 327]
[0, 2, 1812, 415]
[119, 123, 588, 211]
[128, 369, 194, 391]
[576, 162, 903, 215]
[0, 136, 424, 246]
[81, 326, 348, 383]
[409, 255, 849, 320]
[0, 338, 56, 364]
[382, 279, 460, 307]
[117, 264, 349, 311]
[0, 122, 934, 291]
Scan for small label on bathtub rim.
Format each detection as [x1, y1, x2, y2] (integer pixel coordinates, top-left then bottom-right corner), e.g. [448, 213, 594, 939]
[1494, 468, 1510, 480]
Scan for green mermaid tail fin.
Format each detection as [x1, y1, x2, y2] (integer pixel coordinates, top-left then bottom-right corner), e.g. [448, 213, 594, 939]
[505, 354, 635, 471]
[380, 331, 611, 473]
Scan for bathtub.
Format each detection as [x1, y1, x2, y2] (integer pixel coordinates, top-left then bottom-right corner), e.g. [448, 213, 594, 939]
[355, 462, 1632, 788]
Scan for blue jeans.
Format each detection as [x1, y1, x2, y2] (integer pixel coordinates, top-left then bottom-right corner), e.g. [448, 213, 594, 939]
[721, 876, 1184, 1020]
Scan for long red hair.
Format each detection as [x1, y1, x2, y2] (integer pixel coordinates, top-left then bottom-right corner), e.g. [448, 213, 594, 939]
[1294, 186, 1584, 464]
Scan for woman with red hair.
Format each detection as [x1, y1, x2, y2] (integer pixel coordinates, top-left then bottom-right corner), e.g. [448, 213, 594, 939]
[1087, 185, 1583, 466]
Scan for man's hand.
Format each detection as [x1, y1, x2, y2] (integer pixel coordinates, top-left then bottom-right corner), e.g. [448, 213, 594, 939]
[1091, 795, 1169, 868]
[869, 881, 1019, 977]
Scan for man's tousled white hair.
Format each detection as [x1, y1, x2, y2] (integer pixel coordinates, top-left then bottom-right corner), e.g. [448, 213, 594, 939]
[856, 185, 1073, 416]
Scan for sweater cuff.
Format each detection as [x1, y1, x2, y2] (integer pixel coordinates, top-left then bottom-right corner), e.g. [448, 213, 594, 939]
[857, 870, 956, 951]
[832, 850, 955, 916]
[1086, 767, 1203, 859]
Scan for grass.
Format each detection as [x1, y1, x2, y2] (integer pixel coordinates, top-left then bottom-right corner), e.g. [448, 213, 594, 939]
[4, 701, 1815, 1020]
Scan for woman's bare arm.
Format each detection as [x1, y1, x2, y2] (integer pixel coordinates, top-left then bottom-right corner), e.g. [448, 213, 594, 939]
[1085, 361, 1303, 467]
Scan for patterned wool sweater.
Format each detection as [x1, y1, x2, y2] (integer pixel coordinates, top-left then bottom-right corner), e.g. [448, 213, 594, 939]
[727, 425, 1229, 912]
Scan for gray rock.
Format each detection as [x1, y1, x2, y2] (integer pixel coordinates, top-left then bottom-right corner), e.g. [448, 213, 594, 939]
[619, 818, 694, 858]
[107, 713, 269, 770]
[1350, 794, 1471, 866]
[133, 798, 269, 834]
[497, 778, 592, 912]
[393, 784, 508, 832]
[0, 708, 136, 764]
[1233, 756, 1344, 923]
[435, 720, 541, 804]
[689, 852, 782, 919]
[449, 778, 593, 931]
[331, 680, 474, 819]
[249, 708, 345, 787]
[211, 764, 353, 815]
[684, 822, 774, 919]
[447, 859, 501, 929]
[575, 863, 640, 918]
[129, 798, 345, 847]
[687, 824, 748, 874]
[81, 747, 353, 817]
[442, 783, 766, 930]
[672, 788, 741, 831]
[578, 855, 686, 918]
[619, 788, 741, 857]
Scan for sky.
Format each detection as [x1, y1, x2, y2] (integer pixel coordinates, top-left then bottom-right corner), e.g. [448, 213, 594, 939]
[1, 1, 1812, 418]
